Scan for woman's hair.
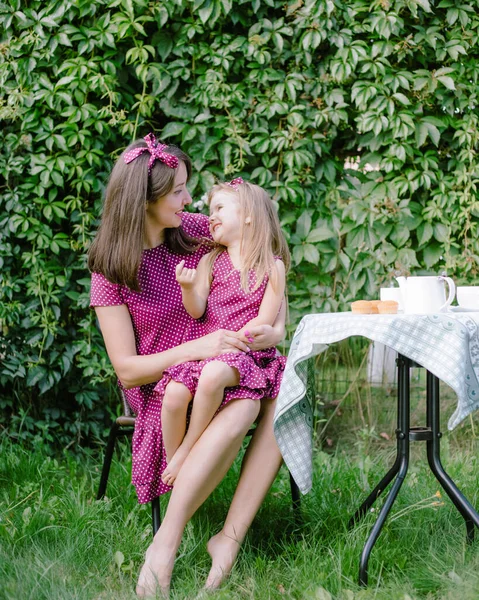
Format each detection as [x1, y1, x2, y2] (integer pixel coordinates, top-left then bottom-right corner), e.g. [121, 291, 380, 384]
[88, 138, 198, 291]
[206, 181, 291, 292]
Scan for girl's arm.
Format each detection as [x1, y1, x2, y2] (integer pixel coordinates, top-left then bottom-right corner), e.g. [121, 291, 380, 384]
[240, 260, 286, 342]
[175, 254, 211, 319]
[95, 304, 249, 389]
[242, 299, 286, 350]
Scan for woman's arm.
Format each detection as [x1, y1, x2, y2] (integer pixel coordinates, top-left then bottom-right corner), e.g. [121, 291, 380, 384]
[95, 305, 249, 389]
[175, 255, 211, 319]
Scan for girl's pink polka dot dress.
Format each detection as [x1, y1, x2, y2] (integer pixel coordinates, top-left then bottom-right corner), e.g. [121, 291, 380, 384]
[154, 251, 286, 407]
[90, 213, 211, 503]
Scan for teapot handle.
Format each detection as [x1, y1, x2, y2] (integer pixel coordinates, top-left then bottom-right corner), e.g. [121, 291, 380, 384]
[438, 276, 456, 311]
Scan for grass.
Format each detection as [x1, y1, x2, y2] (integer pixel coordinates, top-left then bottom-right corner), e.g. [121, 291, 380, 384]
[1, 362, 479, 599]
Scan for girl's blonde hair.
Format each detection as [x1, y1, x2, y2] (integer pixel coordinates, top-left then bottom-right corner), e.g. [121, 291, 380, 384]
[206, 181, 290, 292]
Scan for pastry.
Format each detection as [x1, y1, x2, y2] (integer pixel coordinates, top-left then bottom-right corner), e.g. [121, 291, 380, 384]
[370, 300, 381, 314]
[351, 300, 372, 314]
[377, 300, 398, 314]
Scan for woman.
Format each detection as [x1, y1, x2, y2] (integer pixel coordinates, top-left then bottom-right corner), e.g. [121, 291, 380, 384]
[88, 134, 285, 596]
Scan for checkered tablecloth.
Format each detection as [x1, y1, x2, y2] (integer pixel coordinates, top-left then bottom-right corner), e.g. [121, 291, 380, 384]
[273, 312, 479, 495]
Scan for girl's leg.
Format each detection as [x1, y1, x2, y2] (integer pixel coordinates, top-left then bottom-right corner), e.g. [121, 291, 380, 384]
[161, 381, 192, 464]
[136, 397, 260, 598]
[205, 396, 283, 589]
[162, 361, 239, 486]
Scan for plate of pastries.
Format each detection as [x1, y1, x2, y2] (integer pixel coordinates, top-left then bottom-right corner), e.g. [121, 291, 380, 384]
[351, 300, 398, 314]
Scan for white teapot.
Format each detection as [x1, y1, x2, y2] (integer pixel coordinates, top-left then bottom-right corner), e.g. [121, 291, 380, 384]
[395, 275, 455, 314]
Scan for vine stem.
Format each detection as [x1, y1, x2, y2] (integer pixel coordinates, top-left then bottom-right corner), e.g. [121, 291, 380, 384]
[132, 79, 147, 140]
[224, 106, 244, 167]
[34, 265, 49, 364]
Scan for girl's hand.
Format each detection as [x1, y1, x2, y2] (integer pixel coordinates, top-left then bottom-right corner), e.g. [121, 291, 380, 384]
[192, 329, 250, 359]
[240, 325, 279, 351]
[176, 260, 197, 289]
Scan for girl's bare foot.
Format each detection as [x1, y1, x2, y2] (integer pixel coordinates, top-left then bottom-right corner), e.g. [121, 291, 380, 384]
[136, 543, 175, 598]
[161, 444, 191, 486]
[205, 531, 241, 590]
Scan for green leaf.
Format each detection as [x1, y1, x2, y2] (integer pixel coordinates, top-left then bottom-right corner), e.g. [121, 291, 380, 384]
[198, 0, 214, 23]
[303, 244, 319, 264]
[293, 245, 304, 265]
[27, 366, 46, 388]
[433, 223, 448, 242]
[57, 32, 72, 46]
[437, 76, 455, 90]
[426, 122, 440, 146]
[296, 211, 312, 239]
[435, 67, 454, 77]
[423, 245, 443, 268]
[56, 75, 76, 87]
[392, 93, 410, 105]
[415, 0, 432, 12]
[396, 248, 419, 268]
[161, 122, 186, 138]
[323, 254, 337, 272]
[219, 143, 232, 170]
[338, 252, 351, 271]
[390, 223, 410, 248]
[417, 222, 433, 247]
[415, 123, 428, 147]
[307, 226, 335, 243]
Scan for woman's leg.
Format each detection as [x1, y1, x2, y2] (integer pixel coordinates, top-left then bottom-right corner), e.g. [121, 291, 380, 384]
[161, 381, 192, 463]
[136, 397, 260, 598]
[162, 362, 239, 486]
[205, 396, 282, 589]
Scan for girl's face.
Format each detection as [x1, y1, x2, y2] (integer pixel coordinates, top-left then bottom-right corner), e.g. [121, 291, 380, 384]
[146, 161, 192, 230]
[208, 191, 242, 246]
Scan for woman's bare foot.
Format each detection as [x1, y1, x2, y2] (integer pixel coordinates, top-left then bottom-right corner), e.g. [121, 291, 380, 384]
[161, 444, 191, 486]
[205, 531, 241, 590]
[136, 543, 175, 598]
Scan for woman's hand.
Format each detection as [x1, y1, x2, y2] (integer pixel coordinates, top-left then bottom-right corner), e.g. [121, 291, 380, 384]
[190, 329, 250, 361]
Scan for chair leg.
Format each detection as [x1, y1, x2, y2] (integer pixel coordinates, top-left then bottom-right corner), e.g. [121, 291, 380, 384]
[152, 496, 161, 537]
[97, 422, 121, 500]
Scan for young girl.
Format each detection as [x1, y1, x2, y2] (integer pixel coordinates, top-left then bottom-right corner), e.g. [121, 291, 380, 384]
[155, 178, 291, 485]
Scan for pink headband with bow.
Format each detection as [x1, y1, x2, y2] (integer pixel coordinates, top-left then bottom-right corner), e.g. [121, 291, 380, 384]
[123, 133, 179, 174]
[226, 177, 244, 190]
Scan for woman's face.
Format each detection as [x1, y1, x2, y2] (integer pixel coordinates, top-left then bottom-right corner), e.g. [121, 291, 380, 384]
[146, 161, 192, 230]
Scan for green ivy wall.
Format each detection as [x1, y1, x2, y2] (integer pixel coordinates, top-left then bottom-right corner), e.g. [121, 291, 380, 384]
[1, 0, 478, 444]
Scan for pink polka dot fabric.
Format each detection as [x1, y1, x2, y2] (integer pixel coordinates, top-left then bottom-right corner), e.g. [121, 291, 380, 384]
[154, 251, 286, 406]
[90, 212, 211, 503]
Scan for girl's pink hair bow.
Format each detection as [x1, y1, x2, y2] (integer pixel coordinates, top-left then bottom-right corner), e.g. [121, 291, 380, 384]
[226, 177, 244, 189]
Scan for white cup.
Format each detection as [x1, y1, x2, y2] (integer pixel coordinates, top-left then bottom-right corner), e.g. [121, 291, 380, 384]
[380, 288, 403, 312]
[457, 286, 479, 310]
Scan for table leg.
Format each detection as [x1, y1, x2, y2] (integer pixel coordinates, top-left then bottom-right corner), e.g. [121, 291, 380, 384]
[350, 354, 479, 586]
[349, 356, 409, 527]
[348, 455, 401, 528]
[357, 354, 411, 586]
[426, 372, 479, 540]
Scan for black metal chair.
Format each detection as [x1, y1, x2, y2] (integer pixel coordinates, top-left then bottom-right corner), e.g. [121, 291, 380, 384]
[97, 393, 301, 537]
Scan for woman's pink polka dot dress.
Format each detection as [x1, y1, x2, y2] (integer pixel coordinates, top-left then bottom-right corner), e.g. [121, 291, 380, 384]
[154, 251, 286, 407]
[90, 213, 211, 504]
